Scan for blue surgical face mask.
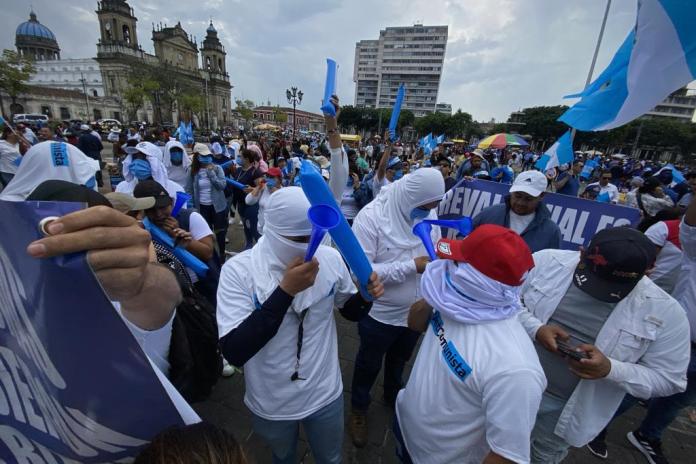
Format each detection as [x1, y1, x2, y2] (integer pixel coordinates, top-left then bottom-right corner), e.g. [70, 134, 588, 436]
[198, 155, 213, 165]
[394, 169, 404, 180]
[265, 178, 277, 189]
[236, 157, 244, 166]
[410, 207, 431, 221]
[130, 159, 152, 180]
[170, 150, 183, 165]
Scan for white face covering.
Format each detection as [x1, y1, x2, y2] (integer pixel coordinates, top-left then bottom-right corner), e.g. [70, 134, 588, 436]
[368, 167, 445, 248]
[163, 140, 191, 170]
[0, 141, 99, 201]
[250, 187, 335, 313]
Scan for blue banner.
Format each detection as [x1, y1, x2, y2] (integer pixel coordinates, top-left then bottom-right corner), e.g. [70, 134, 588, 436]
[0, 201, 188, 462]
[438, 179, 641, 250]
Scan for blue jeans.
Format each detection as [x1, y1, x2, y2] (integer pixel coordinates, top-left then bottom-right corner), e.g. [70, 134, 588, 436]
[251, 395, 344, 464]
[530, 392, 571, 464]
[351, 315, 420, 411]
[240, 203, 260, 250]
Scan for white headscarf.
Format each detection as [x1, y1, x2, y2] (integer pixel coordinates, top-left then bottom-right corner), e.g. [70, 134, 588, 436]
[163, 140, 191, 169]
[120, 141, 171, 187]
[0, 141, 99, 201]
[249, 187, 336, 314]
[421, 259, 522, 324]
[366, 167, 445, 247]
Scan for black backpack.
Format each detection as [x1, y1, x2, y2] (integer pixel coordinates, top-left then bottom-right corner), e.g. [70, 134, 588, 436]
[153, 242, 222, 403]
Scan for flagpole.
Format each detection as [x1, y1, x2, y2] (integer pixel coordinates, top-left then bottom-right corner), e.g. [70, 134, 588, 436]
[571, 0, 612, 141]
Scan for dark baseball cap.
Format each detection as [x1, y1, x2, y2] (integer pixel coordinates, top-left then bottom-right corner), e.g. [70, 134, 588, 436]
[27, 180, 112, 208]
[133, 180, 171, 208]
[573, 227, 657, 303]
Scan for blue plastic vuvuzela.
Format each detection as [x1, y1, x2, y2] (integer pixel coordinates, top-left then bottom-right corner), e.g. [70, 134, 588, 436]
[171, 191, 191, 217]
[412, 221, 438, 261]
[304, 204, 341, 262]
[423, 217, 473, 237]
[225, 177, 247, 190]
[320, 58, 338, 116]
[143, 218, 208, 277]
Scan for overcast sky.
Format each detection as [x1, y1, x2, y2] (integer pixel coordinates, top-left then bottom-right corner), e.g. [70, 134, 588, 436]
[2, 0, 639, 122]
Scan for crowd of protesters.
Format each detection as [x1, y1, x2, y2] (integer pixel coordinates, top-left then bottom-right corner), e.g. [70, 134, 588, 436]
[1, 96, 695, 464]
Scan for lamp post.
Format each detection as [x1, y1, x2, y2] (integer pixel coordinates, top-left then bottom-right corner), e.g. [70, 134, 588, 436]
[286, 86, 303, 140]
[79, 71, 91, 122]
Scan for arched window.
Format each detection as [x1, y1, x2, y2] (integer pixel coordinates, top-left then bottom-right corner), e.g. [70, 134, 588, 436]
[92, 89, 98, 97]
[218, 58, 222, 71]
[205, 56, 211, 70]
[123, 25, 131, 45]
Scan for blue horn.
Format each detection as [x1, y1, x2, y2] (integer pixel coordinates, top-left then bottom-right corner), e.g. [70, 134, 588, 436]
[305, 204, 341, 262]
[412, 221, 437, 261]
[171, 191, 191, 217]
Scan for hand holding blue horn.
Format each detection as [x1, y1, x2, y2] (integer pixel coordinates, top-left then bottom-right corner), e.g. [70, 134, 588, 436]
[142, 218, 209, 277]
[304, 204, 341, 262]
[170, 191, 191, 217]
[320, 58, 338, 116]
[226, 177, 247, 190]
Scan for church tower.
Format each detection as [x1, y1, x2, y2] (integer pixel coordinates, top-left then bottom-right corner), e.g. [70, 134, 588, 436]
[200, 21, 226, 77]
[96, 0, 139, 49]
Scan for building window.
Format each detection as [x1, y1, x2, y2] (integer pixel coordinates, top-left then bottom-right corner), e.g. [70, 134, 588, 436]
[218, 58, 222, 71]
[93, 109, 102, 120]
[123, 25, 131, 45]
[60, 107, 71, 120]
[113, 111, 121, 121]
[41, 106, 52, 117]
[205, 56, 212, 70]
[92, 89, 98, 97]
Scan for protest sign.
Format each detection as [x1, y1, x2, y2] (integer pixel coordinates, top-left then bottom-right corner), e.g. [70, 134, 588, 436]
[438, 179, 641, 249]
[0, 200, 190, 463]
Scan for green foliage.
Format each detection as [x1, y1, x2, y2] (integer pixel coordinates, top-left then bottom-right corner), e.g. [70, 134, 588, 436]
[179, 93, 204, 115]
[273, 105, 288, 123]
[236, 99, 255, 122]
[0, 49, 36, 115]
[413, 108, 478, 138]
[516, 105, 569, 141]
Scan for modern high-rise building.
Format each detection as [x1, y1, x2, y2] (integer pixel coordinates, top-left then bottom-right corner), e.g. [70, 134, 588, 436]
[643, 87, 696, 123]
[353, 24, 448, 117]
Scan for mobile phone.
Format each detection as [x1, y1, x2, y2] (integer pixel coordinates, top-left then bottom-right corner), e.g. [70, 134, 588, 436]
[557, 340, 589, 361]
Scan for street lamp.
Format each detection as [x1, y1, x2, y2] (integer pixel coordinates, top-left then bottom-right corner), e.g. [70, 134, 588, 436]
[286, 86, 303, 139]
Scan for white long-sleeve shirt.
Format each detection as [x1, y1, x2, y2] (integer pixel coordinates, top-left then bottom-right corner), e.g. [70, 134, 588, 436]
[517, 249, 690, 447]
[328, 146, 347, 204]
[673, 218, 696, 342]
[352, 210, 440, 327]
[245, 187, 272, 234]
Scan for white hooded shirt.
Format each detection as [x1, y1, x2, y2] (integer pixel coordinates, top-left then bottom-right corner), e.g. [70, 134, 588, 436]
[116, 142, 183, 199]
[352, 168, 445, 326]
[0, 141, 100, 201]
[216, 187, 356, 420]
[163, 140, 191, 189]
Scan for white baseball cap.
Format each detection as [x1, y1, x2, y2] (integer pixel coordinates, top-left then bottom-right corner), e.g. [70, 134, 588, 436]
[509, 170, 548, 197]
[134, 141, 164, 159]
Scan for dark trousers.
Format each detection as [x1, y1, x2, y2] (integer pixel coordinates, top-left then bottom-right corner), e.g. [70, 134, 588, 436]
[198, 204, 229, 258]
[239, 203, 261, 250]
[351, 315, 420, 411]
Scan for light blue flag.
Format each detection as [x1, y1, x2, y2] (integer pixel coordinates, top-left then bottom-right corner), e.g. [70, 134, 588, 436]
[436, 134, 445, 145]
[535, 131, 574, 170]
[560, 0, 696, 131]
[580, 159, 598, 180]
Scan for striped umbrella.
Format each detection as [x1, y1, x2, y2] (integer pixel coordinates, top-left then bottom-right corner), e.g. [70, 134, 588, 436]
[477, 133, 529, 149]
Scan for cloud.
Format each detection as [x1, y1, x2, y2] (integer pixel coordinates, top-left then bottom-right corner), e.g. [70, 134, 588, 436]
[1, 0, 638, 121]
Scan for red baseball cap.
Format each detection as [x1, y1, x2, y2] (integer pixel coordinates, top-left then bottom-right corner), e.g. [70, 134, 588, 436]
[266, 167, 282, 177]
[435, 224, 534, 286]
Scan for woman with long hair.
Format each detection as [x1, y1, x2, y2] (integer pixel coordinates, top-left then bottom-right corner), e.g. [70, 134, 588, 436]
[187, 143, 228, 258]
[0, 125, 29, 188]
[231, 148, 263, 249]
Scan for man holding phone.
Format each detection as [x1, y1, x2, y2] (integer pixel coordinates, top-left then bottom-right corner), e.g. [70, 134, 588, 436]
[518, 227, 691, 463]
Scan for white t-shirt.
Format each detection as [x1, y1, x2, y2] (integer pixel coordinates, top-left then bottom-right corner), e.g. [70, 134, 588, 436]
[340, 184, 360, 220]
[216, 246, 356, 420]
[645, 221, 683, 293]
[119, 309, 174, 377]
[184, 211, 213, 283]
[197, 174, 213, 205]
[395, 313, 546, 464]
[0, 140, 21, 174]
[372, 176, 390, 198]
[673, 219, 696, 343]
[509, 210, 535, 235]
[587, 182, 619, 203]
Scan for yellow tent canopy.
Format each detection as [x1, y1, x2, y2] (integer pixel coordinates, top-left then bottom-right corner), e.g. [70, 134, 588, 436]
[340, 134, 361, 142]
[451, 139, 467, 144]
[254, 123, 280, 131]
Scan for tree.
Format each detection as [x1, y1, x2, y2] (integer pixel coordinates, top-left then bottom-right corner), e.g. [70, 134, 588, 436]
[517, 105, 569, 143]
[0, 49, 35, 117]
[179, 93, 204, 120]
[236, 99, 255, 127]
[273, 105, 288, 124]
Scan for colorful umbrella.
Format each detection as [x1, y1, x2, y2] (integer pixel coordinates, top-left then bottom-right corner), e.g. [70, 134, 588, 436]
[477, 133, 529, 149]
